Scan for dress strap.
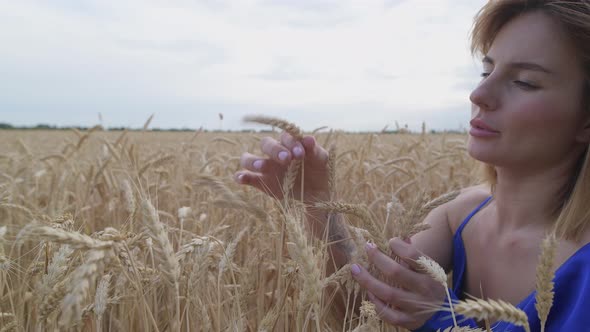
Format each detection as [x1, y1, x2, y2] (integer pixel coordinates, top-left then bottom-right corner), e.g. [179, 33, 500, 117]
[456, 196, 493, 235]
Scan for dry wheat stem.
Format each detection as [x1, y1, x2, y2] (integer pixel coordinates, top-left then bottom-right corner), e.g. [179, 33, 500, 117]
[328, 145, 337, 201]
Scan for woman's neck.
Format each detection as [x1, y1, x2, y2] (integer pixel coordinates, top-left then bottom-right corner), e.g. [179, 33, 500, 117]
[492, 160, 578, 232]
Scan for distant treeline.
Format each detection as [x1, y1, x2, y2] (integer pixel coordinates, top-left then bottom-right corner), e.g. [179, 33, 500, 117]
[0, 122, 465, 134]
[0, 123, 237, 132]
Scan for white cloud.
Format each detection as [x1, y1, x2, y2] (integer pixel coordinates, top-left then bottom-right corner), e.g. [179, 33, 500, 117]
[0, 0, 486, 131]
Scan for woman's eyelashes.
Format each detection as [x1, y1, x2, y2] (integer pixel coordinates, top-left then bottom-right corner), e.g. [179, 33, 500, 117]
[479, 72, 539, 90]
[513, 80, 538, 90]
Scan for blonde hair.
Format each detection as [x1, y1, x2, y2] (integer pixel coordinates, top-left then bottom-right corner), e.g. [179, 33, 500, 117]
[469, 0, 590, 241]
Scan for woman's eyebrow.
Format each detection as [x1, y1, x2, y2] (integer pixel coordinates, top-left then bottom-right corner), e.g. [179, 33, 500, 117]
[483, 55, 553, 74]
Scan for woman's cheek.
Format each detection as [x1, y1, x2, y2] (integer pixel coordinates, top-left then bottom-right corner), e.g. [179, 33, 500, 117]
[510, 99, 563, 131]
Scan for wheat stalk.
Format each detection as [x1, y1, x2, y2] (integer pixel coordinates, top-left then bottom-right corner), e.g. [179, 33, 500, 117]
[328, 145, 337, 201]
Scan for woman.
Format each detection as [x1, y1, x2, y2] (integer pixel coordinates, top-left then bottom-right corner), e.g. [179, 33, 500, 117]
[235, 1, 590, 331]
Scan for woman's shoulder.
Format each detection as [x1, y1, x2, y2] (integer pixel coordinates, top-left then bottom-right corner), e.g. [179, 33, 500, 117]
[445, 184, 492, 234]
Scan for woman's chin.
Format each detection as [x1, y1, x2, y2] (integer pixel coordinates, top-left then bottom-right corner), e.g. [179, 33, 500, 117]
[467, 144, 497, 164]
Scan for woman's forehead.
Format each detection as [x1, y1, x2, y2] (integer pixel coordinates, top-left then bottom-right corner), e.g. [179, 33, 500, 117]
[487, 11, 580, 72]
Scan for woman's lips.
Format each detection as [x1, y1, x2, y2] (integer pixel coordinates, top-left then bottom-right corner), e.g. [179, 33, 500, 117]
[469, 119, 500, 138]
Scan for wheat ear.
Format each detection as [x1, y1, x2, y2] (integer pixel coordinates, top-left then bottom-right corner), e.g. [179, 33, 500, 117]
[417, 190, 460, 219]
[19, 224, 113, 250]
[243, 115, 304, 141]
[314, 201, 387, 252]
[535, 232, 557, 332]
[417, 256, 457, 326]
[94, 273, 112, 331]
[60, 249, 111, 328]
[141, 199, 180, 332]
[453, 298, 530, 332]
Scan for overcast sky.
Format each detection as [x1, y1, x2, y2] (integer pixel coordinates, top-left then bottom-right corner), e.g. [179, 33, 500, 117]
[1, 0, 486, 132]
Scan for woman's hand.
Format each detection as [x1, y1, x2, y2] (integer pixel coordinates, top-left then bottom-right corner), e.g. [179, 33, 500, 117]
[234, 132, 330, 204]
[351, 238, 447, 329]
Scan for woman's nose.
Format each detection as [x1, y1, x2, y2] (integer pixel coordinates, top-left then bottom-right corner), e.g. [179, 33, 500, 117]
[469, 79, 497, 111]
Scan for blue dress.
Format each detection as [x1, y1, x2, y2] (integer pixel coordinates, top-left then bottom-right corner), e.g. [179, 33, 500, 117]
[414, 197, 590, 332]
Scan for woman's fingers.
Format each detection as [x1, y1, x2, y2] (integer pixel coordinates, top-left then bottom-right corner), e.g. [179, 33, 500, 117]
[233, 170, 277, 194]
[280, 132, 306, 159]
[350, 263, 415, 308]
[367, 292, 416, 328]
[365, 243, 425, 291]
[260, 136, 292, 165]
[258, 133, 328, 168]
[302, 135, 329, 166]
[239, 152, 281, 173]
[389, 237, 424, 270]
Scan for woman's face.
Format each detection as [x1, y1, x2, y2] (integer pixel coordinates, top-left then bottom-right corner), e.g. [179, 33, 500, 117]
[467, 11, 588, 171]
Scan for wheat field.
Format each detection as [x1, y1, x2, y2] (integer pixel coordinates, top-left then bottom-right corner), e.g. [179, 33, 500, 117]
[0, 126, 499, 331]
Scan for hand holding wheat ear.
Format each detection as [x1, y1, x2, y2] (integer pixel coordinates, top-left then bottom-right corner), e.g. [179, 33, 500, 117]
[350, 238, 449, 330]
[235, 116, 330, 204]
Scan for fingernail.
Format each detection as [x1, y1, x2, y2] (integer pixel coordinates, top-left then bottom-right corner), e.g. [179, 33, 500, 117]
[351, 264, 361, 275]
[293, 146, 303, 158]
[237, 174, 245, 183]
[278, 151, 289, 161]
[253, 160, 263, 170]
[366, 242, 376, 250]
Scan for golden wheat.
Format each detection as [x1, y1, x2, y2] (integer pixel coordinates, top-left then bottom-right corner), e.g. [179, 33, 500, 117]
[1, 127, 481, 331]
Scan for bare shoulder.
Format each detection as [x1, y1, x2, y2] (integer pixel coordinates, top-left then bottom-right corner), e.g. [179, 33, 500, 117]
[445, 185, 492, 234]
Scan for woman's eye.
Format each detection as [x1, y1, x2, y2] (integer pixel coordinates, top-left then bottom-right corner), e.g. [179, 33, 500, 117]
[514, 80, 537, 90]
[480, 72, 490, 78]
